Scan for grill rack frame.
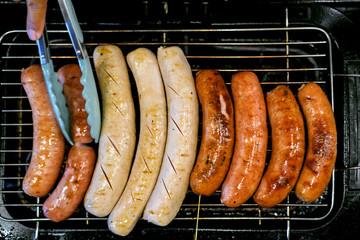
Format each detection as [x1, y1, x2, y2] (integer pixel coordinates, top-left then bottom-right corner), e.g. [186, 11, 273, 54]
[0, 9, 339, 239]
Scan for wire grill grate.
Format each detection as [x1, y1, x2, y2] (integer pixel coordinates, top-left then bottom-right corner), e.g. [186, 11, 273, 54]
[0, 13, 336, 238]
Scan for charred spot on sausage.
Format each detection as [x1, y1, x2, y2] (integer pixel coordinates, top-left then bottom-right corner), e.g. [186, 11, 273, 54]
[305, 158, 319, 175]
[274, 175, 290, 189]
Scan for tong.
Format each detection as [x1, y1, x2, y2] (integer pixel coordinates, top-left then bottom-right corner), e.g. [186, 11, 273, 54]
[36, 0, 101, 145]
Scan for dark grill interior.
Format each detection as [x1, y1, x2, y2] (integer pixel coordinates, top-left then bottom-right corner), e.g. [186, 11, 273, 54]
[1, 1, 360, 239]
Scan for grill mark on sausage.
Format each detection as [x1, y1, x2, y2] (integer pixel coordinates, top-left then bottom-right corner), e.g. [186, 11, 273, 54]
[111, 99, 125, 116]
[167, 154, 177, 174]
[162, 178, 171, 199]
[100, 164, 113, 191]
[141, 152, 152, 173]
[167, 85, 180, 97]
[171, 116, 184, 137]
[107, 134, 122, 158]
[102, 68, 120, 87]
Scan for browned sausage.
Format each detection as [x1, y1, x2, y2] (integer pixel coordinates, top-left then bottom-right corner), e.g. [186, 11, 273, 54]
[58, 64, 93, 144]
[221, 72, 268, 208]
[253, 85, 305, 208]
[295, 83, 337, 202]
[190, 70, 234, 196]
[21, 65, 66, 197]
[42, 143, 96, 222]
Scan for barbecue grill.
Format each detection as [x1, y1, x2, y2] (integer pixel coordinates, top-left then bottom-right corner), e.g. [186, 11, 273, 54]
[1, 0, 360, 239]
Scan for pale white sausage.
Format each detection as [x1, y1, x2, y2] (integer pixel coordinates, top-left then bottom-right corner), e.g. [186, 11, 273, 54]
[143, 46, 199, 227]
[108, 48, 167, 236]
[84, 45, 136, 217]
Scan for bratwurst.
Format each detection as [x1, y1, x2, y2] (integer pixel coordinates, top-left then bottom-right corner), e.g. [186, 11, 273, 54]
[190, 69, 234, 197]
[84, 45, 136, 217]
[58, 64, 93, 144]
[21, 65, 65, 198]
[43, 143, 96, 222]
[108, 48, 167, 236]
[253, 85, 305, 208]
[143, 46, 199, 226]
[221, 72, 267, 208]
[295, 82, 337, 203]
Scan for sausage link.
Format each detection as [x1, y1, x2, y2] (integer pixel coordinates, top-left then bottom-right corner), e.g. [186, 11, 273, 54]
[221, 72, 267, 207]
[84, 45, 136, 217]
[108, 48, 167, 236]
[143, 46, 199, 226]
[190, 70, 234, 196]
[253, 85, 305, 208]
[21, 65, 65, 197]
[43, 143, 96, 222]
[295, 83, 337, 202]
[58, 64, 93, 144]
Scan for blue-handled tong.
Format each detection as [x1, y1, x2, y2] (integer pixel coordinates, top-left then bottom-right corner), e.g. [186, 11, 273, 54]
[36, 0, 101, 145]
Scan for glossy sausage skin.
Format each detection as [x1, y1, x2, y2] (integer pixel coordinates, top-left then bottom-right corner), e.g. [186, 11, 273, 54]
[21, 65, 66, 197]
[107, 48, 167, 236]
[84, 45, 136, 217]
[190, 70, 234, 196]
[58, 64, 93, 144]
[253, 85, 305, 208]
[221, 72, 267, 207]
[295, 83, 337, 202]
[43, 143, 96, 222]
[143, 46, 199, 227]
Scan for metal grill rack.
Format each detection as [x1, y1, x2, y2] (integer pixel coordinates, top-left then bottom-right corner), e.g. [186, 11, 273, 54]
[0, 8, 337, 239]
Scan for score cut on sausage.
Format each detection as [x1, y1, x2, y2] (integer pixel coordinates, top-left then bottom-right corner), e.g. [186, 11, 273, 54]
[221, 72, 267, 208]
[253, 85, 305, 208]
[84, 45, 136, 217]
[190, 70, 234, 197]
[108, 48, 167, 236]
[143, 46, 199, 227]
[21, 65, 65, 198]
[295, 82, 337, 202]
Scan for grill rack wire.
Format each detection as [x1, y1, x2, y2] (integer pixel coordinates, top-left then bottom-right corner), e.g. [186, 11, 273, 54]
[0, 7, 345, 240]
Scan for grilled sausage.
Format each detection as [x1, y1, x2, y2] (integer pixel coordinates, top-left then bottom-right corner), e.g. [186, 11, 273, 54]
[21, 65, 65, 197]
[58, 64, 93, 144]
[42, 143, 96, 222]
[84, 45, 136, 217]
[143, 46, 199, 226]
[253, 85, 305, 208]
[221, 72, 267, 207]
[295, 83, 337, 202]
[108, 48, 167, 236]
[190, 70, 234, 196]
